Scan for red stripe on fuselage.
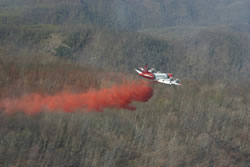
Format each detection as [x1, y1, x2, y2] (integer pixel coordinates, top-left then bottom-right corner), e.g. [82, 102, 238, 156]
[140, 72, 155, 80]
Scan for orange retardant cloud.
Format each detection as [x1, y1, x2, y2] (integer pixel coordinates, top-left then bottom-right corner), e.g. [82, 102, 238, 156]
[0, 80, 153, 114]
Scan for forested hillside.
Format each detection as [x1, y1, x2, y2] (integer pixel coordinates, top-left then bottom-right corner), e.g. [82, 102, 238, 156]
[0, 58, 249, 167]
[1, 23, 250, 80]
[1, 0, 250, 29]
[0, 0, 249, 166]
[1, 0, 250, 80]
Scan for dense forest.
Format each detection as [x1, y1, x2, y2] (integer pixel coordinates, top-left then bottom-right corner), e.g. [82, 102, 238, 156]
[0, 0, 249, 166]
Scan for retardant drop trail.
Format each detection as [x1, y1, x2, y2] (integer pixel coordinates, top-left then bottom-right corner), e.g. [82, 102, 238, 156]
[0, 80, 153, 114]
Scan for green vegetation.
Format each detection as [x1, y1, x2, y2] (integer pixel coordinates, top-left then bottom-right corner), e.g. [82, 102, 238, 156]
[0, 0, 249, 166]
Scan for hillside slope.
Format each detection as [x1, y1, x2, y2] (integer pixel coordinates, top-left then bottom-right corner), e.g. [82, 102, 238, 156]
[1, 24, 250, 80]
[0, 1, 249, 167]
[0, 0, 249, 29]
[0, 61, 249, 166]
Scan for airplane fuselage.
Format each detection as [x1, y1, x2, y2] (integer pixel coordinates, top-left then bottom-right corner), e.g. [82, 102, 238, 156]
[135, 69, 172, 80]
[135, 67, 181, 86]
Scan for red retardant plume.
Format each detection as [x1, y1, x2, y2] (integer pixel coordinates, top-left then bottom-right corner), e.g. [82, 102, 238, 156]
[0, 80, 153, 114]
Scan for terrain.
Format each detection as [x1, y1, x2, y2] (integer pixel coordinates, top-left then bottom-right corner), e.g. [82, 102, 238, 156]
[0, 0, 249, 166]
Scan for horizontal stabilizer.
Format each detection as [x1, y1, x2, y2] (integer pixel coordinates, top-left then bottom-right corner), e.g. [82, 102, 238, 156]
[135, 69, 142, 74]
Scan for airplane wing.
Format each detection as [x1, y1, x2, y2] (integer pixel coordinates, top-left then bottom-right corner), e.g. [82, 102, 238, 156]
[171, 80, 181, 86]
[156, 78, 181, 86]
[156, 79, 172, 85]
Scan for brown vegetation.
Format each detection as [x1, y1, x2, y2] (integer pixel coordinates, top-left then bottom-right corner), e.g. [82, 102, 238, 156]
[0, 57, 249, 167]
[0, 0, 249, 166]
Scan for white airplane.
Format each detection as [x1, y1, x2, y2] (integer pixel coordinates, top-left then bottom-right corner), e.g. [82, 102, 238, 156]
[135, 65, 181, 86]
